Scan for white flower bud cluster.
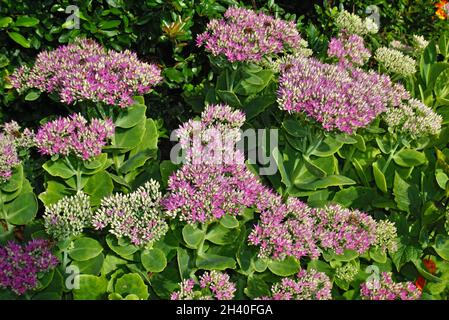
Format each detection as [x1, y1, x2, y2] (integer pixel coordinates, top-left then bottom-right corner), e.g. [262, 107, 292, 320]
[375, 220, 398, 254]
[43, 192, 92, 241]
[384, 98, 442, 138]
[375, 47, 416, 76]
[335, 9, 378, 36]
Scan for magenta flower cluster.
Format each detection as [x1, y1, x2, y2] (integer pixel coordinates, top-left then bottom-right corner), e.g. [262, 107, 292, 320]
[197, 7, 306, 63]
[171, 271, 236, 300]
[360, 272, 421, 300]
[163, 162, 267, 224]
[314, 204, 377, 255]
[260, 269, 332, 300]
[328, 33, 371, 68]
[10, 38, 162, 107]
[249, 198, 379, 260]
[0, 240, 59, 295]
[35, 113, 114, 161]
[277, 56, 410, 133]
[163, 104, 268, 224]
[248, 196, 320, 260]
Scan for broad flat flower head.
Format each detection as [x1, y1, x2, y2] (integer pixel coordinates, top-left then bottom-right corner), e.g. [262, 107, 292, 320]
[260, 269, 332, 300]
[171, 271, 236, 300]
[248, 196, 320, 261]
[277, 56, 406, 133]
[176, 104, 246, 165]
[384, 98, 442, 138]
[335, 9, 379, 35]
[0, 132, 20, 182]
[375, 47, 416, 76]
[93, 180, 168, 246]
[10, 38, 162, 107]
[43, 192, 92, 241]
[0, 240, 58, 295]
[328, 33, 371, 68]
[361, 272, 421, 300]
[35, 113, 114, 161]
[197, 7, 309, 63]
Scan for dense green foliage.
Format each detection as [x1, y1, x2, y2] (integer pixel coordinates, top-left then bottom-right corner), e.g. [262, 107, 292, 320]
[1, 0, 449, 301]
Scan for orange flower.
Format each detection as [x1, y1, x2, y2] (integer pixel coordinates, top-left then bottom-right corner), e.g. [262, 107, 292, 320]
[436, 0, 449, 20]
[415, 276, 426, 291]
[423, 258, 437, 274]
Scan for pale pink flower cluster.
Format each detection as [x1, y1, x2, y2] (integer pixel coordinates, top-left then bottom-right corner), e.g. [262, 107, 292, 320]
[35, 113, 114, 161]
[11, 38, 162, 107]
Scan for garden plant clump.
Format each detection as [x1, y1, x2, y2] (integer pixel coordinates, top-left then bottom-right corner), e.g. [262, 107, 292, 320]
[0, 0, 449, 302]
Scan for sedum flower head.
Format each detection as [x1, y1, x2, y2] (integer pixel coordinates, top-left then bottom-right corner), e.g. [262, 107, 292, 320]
[163, 163, 267, 224]
[364, 16, 379, 34]
[0, 132, 20, 182]
[412, 35, 429, 53]
[10, 38, 162, 107]
[93, 180, 168, 246]
[43, 192, 92, 241]
[335, 9, 378, 36]
[0, 240, 58, 295]
[390, 40, 409, 52]
[313, 204, 377, 255]
[250, 199, 380, 260]
[248, 196, 320, 261]
[375, 220, 398, 254]
[277, 56, 404, 133]
[171, 271, 236, 300]
[375, 47, 416, 76]
[2, 121, 35, 149]
[360, 272, 421, 300]
[177, 104, 246, 165]
[328, 33, 371, 68]
[164, 103, 268, 224]
[197, 7, 308, 63]
[35, 113, 114, 161]
[260, 269, 332, 300]
[384, 98, 442, 137]
[335, 262, 359, 283]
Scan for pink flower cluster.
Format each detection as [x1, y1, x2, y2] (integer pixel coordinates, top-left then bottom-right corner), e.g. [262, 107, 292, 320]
[0, 132, 20, 182]
[360, 272, 421, 300]
[10, 38, 162, 107]
[248, 196, 320, 260]
[314, 204, 377, 255]
[2, 121, 35, 149]
[0, 240, 59, 295]
[277, 56, 410, 133]
[92, 180, 168, 246]
[35, 113, 114, 160]
[197, 7, 306, 63]
[328, 33, 371, 68]
[163, 104, 268, 224]
[177, 104, 245, 165]
[171, 271, 236, 300]
[260, 269, 332, 300]
[249, 198, 379, 260]
[163, 162, 267, 224]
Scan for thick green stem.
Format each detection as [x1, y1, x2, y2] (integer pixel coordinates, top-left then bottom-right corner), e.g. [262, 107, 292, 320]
[65, 157, 82, 192]
[382, 143, 403, 173]
[75, 162, 82, 192]
[197, 223, 209, 255]
[113, 153, 121, 176]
